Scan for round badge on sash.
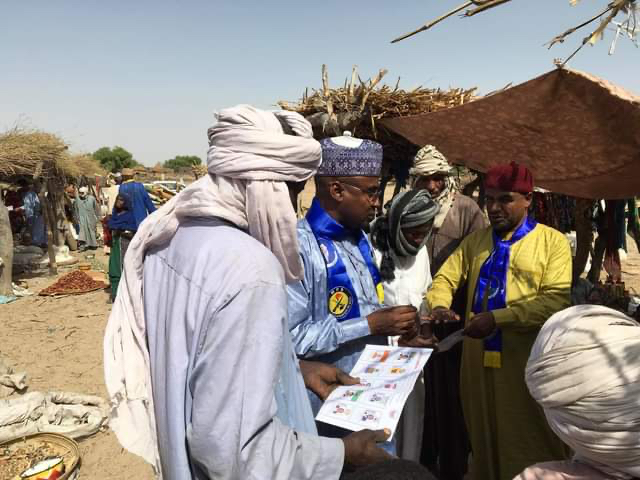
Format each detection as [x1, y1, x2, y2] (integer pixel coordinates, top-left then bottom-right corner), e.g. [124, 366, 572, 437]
[328, 286, 353, 319]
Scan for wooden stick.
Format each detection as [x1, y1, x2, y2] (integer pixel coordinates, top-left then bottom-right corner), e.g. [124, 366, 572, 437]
[391, 1, 472, 43]
[558, 4, 621, 66]
[547, 4, 615, 48]
[0, 195, 13, 296]
[38, 183, 58, 276]
[393, 77, 401, 92]
[360, 69, 388, 112]
[48, 179, 62, 246]
[321, 65, 340, 135]
[348, 65, 358, 103]
[465, 0, 513, 16]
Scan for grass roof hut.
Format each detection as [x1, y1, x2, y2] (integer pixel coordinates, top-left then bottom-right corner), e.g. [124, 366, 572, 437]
[0, 129, 104, 292]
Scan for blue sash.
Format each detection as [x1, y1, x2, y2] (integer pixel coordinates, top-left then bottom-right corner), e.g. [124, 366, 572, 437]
[306, 198, 383, 322]
[472, 217, 537, 368]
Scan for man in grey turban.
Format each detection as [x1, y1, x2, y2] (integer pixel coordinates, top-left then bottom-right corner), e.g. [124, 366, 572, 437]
[370, 189, 440, 461]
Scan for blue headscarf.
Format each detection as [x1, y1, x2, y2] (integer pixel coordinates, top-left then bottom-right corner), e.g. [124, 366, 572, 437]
[108, 193, 136, 231]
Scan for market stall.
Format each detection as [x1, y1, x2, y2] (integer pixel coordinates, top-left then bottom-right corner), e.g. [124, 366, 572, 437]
[0, 129, 105, 297]
[382, 67, 640, 315]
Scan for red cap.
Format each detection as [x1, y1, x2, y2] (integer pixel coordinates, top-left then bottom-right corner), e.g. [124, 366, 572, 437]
[484, 162, 534, 194]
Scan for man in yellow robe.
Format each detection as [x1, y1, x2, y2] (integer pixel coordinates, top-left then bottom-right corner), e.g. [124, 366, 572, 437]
[426, 162, 571, 480]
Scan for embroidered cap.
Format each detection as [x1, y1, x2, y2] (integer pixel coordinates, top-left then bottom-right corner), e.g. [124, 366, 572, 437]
[317, 137, 383, 177]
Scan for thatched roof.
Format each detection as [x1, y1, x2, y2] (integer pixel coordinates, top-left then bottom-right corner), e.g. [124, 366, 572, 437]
[279, 65, 477, 176]
[58, 153, 107, 178]
[0, 129, 67, 180]
[0, 128, 105, 182]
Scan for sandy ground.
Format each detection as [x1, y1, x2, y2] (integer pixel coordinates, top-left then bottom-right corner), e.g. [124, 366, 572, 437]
[1, 251, 154, 479]
[1, 196, 638, 478]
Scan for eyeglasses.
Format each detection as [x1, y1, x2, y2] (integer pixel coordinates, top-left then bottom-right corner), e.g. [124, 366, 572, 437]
[339, 181, 381, 201]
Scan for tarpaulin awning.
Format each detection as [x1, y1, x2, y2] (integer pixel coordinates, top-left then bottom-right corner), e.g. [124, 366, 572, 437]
[382, 68, 640, 199]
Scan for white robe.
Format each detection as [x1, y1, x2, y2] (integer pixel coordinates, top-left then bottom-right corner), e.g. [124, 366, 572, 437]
[374, 246, 432, 462]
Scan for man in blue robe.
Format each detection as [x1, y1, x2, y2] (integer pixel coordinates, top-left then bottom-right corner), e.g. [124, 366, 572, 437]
[118, 168, 156, 230]
[287, 136, 418, 438]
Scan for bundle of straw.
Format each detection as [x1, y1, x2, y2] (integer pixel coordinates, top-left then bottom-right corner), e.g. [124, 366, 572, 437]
[279, 65, 476, 176]
[0, 129, 68, 180]
[56, 153, 106, 178]
[279, 65, 476, 142]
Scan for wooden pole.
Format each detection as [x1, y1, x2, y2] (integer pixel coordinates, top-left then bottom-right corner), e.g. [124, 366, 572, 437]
[39, 187, 58, 275]
[33, 168, 57, 276]
[47, 179, 63, 247]
[0, 192, 14, 296]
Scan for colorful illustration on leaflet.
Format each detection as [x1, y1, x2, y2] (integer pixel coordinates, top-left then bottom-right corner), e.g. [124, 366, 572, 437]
[371, 350, 390, 362]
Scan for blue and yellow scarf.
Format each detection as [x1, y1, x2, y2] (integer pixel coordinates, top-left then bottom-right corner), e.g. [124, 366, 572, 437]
[306, 198, 383, 321]
[472, 217, 537, 368]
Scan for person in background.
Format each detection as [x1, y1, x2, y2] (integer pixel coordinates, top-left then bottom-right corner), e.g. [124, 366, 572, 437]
[369, 189, 440, 462]
[426, 162, 572, 480]
[104, 105, 393, 480]
[4, 187, 25, 234]
[102, 173, 122, 254]
[74, 186, 99, 250]
[105, 173, 122, 213]
[20, 180, 47, 247]
[118, 168, 156, 230]
[517, 305, 640, 480]
[411, 145, 487, 479]
[287, 136, 418, 453]
[107, 193, 136, 301]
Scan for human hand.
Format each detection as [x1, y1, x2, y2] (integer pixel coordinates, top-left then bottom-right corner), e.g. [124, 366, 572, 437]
[463, 311, 496, 339]
[398, 334, 438, 348]
[426, 307, 460, 325]
[342, 429, 393, 469]
[299, 360, 360, 400]
[398, 328, 438, 348]
[367, 305, 417, 336]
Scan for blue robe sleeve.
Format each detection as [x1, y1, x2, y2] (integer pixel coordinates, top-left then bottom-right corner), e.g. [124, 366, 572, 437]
[287, 231, 371, 358]
[139, 184, 156, 214]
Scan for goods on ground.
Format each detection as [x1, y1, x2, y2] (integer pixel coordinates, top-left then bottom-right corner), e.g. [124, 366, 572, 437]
[39, 270, 106, 296]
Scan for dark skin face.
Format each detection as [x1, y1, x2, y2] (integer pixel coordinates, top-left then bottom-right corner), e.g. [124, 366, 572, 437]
[114, 196, 126, 211]
[485, 188, 532, 234]
[316, 176, 381, 231]
[414, 174, 447, 197]
[402, 220, 434, 248]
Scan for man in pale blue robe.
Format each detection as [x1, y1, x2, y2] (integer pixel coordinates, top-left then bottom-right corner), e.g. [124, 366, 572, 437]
[287, 137, 418, 422]
[144, 217, 348, 478]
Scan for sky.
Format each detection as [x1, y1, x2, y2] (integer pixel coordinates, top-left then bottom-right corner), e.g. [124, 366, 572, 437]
[2, 0, 638, 166]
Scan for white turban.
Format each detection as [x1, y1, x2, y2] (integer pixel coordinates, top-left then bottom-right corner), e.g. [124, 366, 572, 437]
[410, 144, 452, 178]
[526, 305, 640, 479]
[410, 145, 455, 229]
[103, 105, 321, 475]
[78, 186, 88, 194]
